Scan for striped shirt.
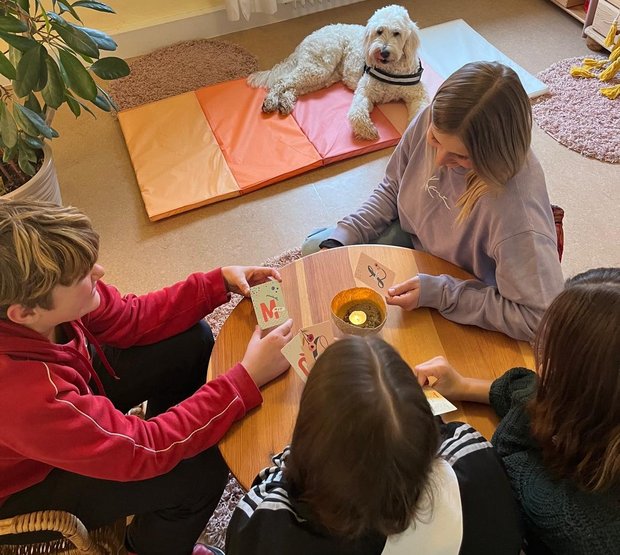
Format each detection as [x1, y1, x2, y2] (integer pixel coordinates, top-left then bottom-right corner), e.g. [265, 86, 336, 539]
[226, 421, 522, 555]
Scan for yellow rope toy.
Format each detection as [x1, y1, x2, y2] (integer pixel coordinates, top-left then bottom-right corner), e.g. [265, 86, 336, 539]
[570, 16, 620, 99]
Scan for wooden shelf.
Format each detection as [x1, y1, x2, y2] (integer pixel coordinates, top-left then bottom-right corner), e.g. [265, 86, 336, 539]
[548, 0, 588, 23]
[584, 25, 614, 50]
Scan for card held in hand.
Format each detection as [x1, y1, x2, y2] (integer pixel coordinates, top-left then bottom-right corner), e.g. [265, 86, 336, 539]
[250, 280, 289, 330]
[299, 321, 335, 366]
[423, 387, 458, 416]
[281, 332, 311, 382]
[281, 321, 336, 382]
[354, 252, 396, 293]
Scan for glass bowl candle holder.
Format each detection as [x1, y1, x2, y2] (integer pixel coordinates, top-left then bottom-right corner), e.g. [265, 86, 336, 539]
[330, 287, 387, 337]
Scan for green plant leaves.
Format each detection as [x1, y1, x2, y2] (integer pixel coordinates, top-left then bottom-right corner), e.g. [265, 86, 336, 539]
[80, 26, 117, 51]
[14, 45, 47, 98]
[1, 0, 126, 178]
[0, 14, 28, 33]
[65, 93, 81, 117]
[57, 1, 82, 21]
[0, 51, 16, 80]
[18, 137, 38, 176]
[48, 13, 100, 58]
[91, 57, 130, 80]
[22, 135, 44, 150]
[14, 104, 59, 140]
[59, 49, 97, 101]
[72, 2, 116, 14]
[41, 56, 65, 109]
[0, 104, 18, 149]
[0, 31, 38, 52]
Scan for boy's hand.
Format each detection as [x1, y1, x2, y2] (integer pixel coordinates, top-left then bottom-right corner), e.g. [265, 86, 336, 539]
[386, 276, 421, 311]
[414, 356, 491, 404]
[222, 266, 282, 297]
[241, 319, 294, 387]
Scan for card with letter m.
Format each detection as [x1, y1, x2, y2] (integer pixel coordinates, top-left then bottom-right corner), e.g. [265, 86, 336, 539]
[250, 280, 289, 330]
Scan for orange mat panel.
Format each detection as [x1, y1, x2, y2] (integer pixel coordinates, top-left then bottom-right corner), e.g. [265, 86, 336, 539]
[118, 92, 240, 221]
[292, 83, 401, 165]
[195, 80, 323, 193]
[119, 67, 446, 221]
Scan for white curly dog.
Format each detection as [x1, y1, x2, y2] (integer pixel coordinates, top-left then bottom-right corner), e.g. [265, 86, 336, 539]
[247, 5, 428, 140]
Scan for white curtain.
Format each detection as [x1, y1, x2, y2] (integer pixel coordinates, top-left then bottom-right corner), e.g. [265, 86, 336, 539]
[226, 0, 323, 22]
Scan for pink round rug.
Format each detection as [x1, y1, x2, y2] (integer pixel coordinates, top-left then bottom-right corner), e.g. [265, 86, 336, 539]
[532, 56, 620, 164]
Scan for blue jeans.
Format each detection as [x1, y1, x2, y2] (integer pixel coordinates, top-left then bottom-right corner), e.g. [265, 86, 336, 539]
[301, 220, 413, 256]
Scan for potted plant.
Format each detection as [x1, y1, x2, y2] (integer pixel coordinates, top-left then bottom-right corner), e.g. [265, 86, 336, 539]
[0, 0, 129, 202]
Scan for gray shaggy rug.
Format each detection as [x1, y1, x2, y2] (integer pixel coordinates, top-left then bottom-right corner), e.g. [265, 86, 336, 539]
[200, 247, 301, 550]
[532, 56, 620, 164]
[108, 39, 258, 111]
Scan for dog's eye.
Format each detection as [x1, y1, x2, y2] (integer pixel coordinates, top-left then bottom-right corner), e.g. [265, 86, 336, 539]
[376, 28, 383, 36]
[393, 31, 400, 37]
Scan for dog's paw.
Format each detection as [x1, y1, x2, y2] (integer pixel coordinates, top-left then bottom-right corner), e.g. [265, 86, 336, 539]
[262, 91, 280, 113]
[352, 121, 379, 141]
[278, 90, 297, 115]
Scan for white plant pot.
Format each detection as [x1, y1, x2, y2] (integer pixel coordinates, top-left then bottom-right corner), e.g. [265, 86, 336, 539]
[2, 144, 62, 205]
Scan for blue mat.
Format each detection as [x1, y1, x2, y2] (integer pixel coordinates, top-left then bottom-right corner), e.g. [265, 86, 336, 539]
[419, 19, 548, 98]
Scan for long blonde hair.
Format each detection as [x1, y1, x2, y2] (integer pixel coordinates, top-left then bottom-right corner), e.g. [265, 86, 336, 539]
[0, 199, 99, 317]
[430, 61, 532, 222]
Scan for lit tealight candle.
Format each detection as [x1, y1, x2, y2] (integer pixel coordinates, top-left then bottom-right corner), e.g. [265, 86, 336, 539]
[348, 310, 367, 326]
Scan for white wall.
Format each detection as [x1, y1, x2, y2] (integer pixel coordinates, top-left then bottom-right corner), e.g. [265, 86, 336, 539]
[92, 0, 364, 58]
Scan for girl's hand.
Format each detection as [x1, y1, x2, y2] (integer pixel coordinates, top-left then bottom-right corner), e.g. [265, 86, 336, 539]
[414, 356, 466, 399]
[386, 276, 421, 310]
[221, 266, 282, 297]
[414, 356, 491, 404]
[241, 319, 294, 387]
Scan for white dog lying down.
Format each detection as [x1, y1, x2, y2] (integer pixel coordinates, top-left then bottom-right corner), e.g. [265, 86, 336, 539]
[247, 5, 428, 140]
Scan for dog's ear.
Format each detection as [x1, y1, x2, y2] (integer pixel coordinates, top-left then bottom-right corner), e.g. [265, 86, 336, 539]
[363, 24, 377, 66]
[403, 19, 421, 63]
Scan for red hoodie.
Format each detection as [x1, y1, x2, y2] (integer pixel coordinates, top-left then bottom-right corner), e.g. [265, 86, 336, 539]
[0, 269, 262, 505]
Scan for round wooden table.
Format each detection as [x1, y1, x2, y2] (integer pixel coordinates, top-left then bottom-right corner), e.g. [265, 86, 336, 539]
[207, 245, 534, 490]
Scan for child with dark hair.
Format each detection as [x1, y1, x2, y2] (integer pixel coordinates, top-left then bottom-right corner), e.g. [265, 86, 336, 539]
[0, 199, 294, 555]
[414, 267, 620, 554]
[226, 336, 522, 555]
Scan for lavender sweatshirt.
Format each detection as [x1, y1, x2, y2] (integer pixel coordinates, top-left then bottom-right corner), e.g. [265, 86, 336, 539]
[329, 108, 564, 341]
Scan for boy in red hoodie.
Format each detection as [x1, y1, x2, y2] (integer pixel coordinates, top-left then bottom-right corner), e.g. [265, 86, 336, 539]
[0, 199, 293, 554]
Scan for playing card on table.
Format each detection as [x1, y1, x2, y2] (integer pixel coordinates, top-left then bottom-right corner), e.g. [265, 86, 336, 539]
[281, 321, 336, 382]
[250, 280, 289, 330]
[354, 252, 396, 293]
[299, 321, 335, 367]
[281, 332, 311, 381]
[423, 387, 457, 416]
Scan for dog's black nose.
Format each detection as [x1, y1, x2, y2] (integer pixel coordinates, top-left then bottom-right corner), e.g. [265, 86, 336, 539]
[380, 48, 390, 59]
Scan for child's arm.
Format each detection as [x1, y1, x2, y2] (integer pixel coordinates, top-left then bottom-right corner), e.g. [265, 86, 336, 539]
[84, 269, 228, 347]
[414, 356, 492, 404]
[415, 230, 564, 341]
[327, 110, 424, 247]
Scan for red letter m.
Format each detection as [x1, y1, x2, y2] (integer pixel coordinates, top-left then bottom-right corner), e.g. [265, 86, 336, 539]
[260, 299, 277, 323]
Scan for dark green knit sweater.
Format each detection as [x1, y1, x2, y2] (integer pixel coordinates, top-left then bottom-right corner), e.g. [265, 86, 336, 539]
[490, 368, 619, 555]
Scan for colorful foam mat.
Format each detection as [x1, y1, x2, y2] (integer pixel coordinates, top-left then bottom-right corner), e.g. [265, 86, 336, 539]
[118, 20, 545, 221]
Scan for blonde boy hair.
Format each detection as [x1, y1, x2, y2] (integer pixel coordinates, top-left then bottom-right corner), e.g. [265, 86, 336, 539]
[431, 61, 532, 223]
[0, 199, 99, 318]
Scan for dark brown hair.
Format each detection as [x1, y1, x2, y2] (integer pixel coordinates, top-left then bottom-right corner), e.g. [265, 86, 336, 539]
[285, 337, 439, 539]
[529, 267, 620, 492]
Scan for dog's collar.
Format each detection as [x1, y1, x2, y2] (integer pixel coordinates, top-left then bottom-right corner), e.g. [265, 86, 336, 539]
[363, 61, 424, 86]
